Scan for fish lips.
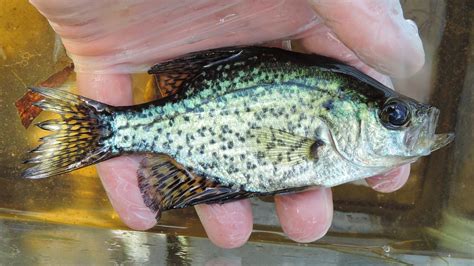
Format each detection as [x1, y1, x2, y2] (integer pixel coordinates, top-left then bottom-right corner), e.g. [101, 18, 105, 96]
[404, 107, 454, 155]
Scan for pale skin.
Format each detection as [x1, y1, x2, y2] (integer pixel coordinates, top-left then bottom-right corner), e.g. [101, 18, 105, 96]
[30, 0, 424, 248]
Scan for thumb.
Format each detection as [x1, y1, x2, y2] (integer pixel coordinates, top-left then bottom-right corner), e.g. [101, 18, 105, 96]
[308, 0, 425, 78]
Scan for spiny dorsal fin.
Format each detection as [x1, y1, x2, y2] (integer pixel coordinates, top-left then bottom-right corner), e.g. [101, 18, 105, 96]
[147, 47, 245, 96]
[148, 47, 244, 75]
[137, 154, 249, 218]
[151, 73, 191, 98]
[254, 127, 324, 165]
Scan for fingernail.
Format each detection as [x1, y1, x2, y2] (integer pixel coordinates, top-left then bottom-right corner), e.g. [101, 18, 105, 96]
[366, 165, 410, 193]
[368, 167, 401, 191]
[398, 19, 425, 76]
[404, 19, 420, 36]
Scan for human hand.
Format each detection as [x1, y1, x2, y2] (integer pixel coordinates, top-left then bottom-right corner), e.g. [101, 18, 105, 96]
[30, 0, 424, 248]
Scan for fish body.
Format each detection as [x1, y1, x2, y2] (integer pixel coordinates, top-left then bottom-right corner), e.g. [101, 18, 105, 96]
[22, 46, 454, 216]
[111, 61, 381, 192]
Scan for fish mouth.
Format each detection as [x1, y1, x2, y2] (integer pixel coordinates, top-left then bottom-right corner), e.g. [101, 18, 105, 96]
[404, 107, 454, 154]
[430, 132, 455, 152]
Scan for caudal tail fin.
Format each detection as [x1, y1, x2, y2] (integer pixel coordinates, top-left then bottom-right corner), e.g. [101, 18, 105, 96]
[22, 87, 116, 179]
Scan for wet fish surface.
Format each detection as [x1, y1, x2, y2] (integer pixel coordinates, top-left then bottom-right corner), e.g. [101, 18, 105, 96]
[20, 46, 454, 217]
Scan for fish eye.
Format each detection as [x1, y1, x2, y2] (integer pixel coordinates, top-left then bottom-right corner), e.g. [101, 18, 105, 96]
[379, 99, 410, 129]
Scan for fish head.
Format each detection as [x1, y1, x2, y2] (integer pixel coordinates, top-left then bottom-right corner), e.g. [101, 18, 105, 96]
[328, 96, 454, 168]
[373, 97, 453, 157]
[394, 101, 454, 156]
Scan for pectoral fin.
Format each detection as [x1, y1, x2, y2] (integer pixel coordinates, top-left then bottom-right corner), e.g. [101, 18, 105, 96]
[137, 154, 249, 219]
[254, 127, 325, 165]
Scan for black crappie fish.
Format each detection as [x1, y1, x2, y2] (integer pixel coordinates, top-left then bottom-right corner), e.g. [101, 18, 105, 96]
[22, 46, 454, 217]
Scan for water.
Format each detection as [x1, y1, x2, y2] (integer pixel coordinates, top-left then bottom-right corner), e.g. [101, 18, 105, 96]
[0, 0, 473, 264]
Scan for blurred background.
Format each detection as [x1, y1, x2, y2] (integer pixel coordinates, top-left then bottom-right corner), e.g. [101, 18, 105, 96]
[0, 0, 472, 264]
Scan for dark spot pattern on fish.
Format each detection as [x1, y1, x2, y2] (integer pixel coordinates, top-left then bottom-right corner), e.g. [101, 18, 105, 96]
[103, 46, 419, 192]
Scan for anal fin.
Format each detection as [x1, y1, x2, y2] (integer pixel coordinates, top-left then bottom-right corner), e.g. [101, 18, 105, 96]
[138, 154, 249, 219]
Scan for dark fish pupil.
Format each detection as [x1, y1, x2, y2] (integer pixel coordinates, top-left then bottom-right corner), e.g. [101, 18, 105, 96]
[380, 101, 409, 128]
